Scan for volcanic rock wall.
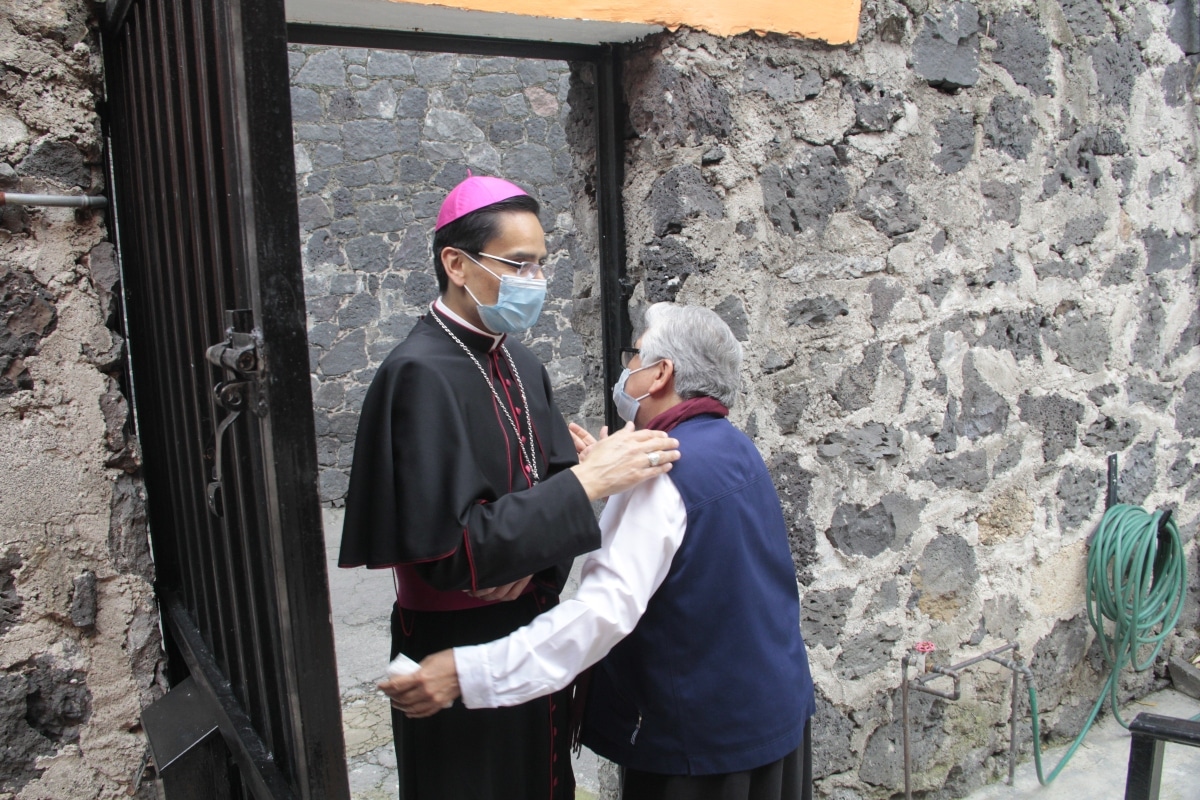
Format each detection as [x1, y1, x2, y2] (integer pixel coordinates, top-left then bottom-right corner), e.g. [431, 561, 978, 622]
[616, 0, 1199, 795]
[0, 2, 160, 798]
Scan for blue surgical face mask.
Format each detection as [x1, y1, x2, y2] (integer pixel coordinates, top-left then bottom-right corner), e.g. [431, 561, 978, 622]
[463, 253, 547, 334]
[612, 360, 662, 423]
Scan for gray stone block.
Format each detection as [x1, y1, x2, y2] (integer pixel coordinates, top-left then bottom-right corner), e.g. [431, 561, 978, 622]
[990, 12, 1053, 95]
[423, 108, 485, 144]
[345, 236, 391, 274]
[367, 51, 413, 77]
[912, 2, 981, 90]
[915, 532, 977, 602]
[742, 57, 800, 102]
[361, 203, 402, 234]
[297, 196, 332, 232]
[1119, 438, 1157, 506]
[827, 495, 916, 558]
[869, 278, 903, 328]
[834, 343, 886, 412]
[1143, 229, 1192, 274]
[801, 587, 854, 649]
[837, 623, 902, 680]
[501, 143, 556, 186]
[1101, 250, 1139, 286]
[338, 294, 380, 330]
[295, 49, 345, 87]
[993, 439, 1023, 476]
[810, 694, 857, 780]
[1083, 416, 1141, 452]
[981, 180, 1021, 225]
[647, 165, 724, 238]
[625, 57, 733, 146]
[320, 330, 367, 377]
[848, 81, 905, 132]
[957, 356, 1010, 440]
[307, 322, 338, 350]
[786, 295, 848, 327]
[986, 252, 1020, 285]
[767, 454, 818, 581]
[342, 120, 400, 161]
[983, 94, 1034, 160]
[1092, 38, 1146, 108]
[1128, 376, 1171, 412]
[773, 386, 809, 435]
[1046, 310, 1109, 373]
[290, 87, 323, 122]
[1061, 0, 1110, 37]
[640, 237, 710, 302]
[1055, 213, 1106, 254]
[855, 161, 921, 236]
[917, 449, 988, 491]
[1019, 392, 1084, 462]
[933, 110, 974, 174]
[818, 422, 904, 472]
[714, 295, 749, 341]
[1056, 464, 1102, 533]
[413, 53, 456, 85]
[762, 147, 850, 235]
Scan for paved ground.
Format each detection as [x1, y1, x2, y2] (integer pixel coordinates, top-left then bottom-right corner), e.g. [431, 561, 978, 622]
[325, 507, 1200, 800]
[962, 687, 1200, 800]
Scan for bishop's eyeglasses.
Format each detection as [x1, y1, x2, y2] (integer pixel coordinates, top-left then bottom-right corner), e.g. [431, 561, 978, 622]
[475, 252, 553, 280]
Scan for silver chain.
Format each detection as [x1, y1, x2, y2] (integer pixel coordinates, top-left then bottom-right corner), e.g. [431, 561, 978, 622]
[432, 313, 540, 483]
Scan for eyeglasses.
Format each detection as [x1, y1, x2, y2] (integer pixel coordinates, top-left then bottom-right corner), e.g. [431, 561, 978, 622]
[476, 252, 552, 280]
[620, 347, 641, 369]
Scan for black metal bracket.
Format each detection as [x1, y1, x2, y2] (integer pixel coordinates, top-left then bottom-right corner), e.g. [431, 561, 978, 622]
[1124, 712, 1200, 800]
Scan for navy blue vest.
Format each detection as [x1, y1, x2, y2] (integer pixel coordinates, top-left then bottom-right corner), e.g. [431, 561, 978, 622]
[581, 415, 815, 775]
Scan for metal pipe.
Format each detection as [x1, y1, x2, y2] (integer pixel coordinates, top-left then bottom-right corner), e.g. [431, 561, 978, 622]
[0, 192, 107, 208]
[902, 653, 912, 800]
[900, 642, 1025, 798]
[1008, 648, 1020, 785]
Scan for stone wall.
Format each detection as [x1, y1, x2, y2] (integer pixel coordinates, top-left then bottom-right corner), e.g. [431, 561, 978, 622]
[0, 2, 160, 799]
[615, 0, 1199, 796]
[290, 46, 601, 503]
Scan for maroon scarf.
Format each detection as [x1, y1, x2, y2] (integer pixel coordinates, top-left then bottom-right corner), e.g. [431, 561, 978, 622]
[646, 396, 729, 432]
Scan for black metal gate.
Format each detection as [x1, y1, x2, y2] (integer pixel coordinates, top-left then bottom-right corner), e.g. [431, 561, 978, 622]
[101, 0, 349, 797]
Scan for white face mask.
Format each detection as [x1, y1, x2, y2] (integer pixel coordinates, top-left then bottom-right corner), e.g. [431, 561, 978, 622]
[462, 253, 547, 333]
[612, 360, 662, 422]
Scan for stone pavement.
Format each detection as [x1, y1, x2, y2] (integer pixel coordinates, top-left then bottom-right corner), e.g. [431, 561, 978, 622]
[323, 507, 608, 799]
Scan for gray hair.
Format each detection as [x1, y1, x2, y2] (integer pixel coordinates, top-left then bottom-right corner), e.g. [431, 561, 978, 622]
[638, 303, 742, 407]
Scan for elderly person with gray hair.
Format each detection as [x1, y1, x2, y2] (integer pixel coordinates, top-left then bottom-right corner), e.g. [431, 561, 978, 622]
[384, 302, 816, 800]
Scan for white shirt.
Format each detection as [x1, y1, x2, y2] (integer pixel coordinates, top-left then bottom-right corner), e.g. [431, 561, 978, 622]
[454, 473, 687, 708]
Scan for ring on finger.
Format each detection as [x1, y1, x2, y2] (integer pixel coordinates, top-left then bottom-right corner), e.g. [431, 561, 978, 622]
[647, 450, 661, 467]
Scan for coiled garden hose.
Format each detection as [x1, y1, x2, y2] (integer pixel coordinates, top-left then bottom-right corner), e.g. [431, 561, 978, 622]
[1026, 504, 1187, 785]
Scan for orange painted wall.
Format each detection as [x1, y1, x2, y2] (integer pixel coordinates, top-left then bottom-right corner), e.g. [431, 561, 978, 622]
[393, 0, 861, 44]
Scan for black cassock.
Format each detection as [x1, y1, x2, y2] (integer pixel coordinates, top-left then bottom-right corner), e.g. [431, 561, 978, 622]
[340, 304, 600, 800]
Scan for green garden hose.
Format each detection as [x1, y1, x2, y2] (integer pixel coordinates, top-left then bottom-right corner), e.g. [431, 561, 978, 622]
[1026, 503, 1187, 785]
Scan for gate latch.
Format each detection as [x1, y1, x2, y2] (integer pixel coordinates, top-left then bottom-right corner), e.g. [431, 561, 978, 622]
[204, 314, 266, 517]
